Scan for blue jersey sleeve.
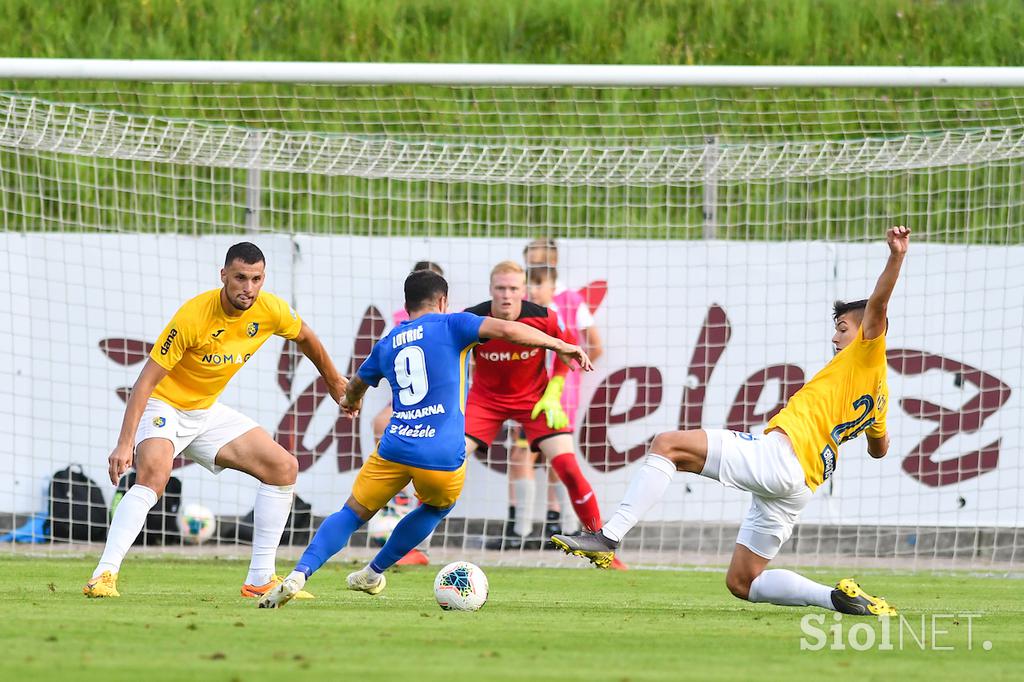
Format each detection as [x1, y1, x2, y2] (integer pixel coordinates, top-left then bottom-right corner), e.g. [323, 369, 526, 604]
[357, 339, 386, 387]
[447, 312, 484, 349]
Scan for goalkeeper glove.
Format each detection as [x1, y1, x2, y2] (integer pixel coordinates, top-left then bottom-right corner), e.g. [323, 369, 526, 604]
[531, 375, 569, 430]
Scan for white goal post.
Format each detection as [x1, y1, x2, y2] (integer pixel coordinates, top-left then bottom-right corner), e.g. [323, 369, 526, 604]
[0, 60, 1021, 571]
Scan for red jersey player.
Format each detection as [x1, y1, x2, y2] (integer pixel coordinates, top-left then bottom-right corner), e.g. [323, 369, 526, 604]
[464, 261, 624, 569]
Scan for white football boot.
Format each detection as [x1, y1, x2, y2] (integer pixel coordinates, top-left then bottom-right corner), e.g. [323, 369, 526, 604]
[346, 566, 387, 595]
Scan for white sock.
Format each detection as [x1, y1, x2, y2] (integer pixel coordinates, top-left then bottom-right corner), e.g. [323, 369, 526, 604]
[748, 569, 836, 610]
[364, 563, 383, 579]
[513, 478, 536, 537]
[554, 482, 578, 534]
[285, 569, 306, 588]
[93, 485, 158, 578]
[245, 483, 294, 586]
[600, 453, 676, 543]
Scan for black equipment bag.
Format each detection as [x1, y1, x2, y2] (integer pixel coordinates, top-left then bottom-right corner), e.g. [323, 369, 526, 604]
[48, 465, 108, 542]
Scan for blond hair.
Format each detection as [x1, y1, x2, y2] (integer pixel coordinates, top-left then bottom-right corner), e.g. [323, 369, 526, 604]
[490, 260, 525, 281]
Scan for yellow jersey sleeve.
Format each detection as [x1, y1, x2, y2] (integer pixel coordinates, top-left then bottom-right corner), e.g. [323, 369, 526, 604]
[848, 329, 887, 368]
[149, 309, 198, 372]
[268, 292, 303, 340]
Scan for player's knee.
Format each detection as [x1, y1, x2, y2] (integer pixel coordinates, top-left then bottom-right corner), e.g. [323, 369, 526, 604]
[725, 571, 753, 601]
[134, 474, 169, 498]
[650, 432, 672, 455]
[278, 454, 299, 484]
[344, 496, 375, 521]
[650, 432, 686, 466]
[262, 453, 298, 485]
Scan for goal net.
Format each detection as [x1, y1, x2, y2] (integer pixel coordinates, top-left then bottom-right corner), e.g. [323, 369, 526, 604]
[1, 64, 1021, 571]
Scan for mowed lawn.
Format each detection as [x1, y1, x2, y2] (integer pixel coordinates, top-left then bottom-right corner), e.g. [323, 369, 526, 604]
[1, 556, 1021, 682]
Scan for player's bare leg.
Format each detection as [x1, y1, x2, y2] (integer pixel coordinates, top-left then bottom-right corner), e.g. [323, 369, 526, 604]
[215, 428, 312, 599]
[85, 438, 172, 597]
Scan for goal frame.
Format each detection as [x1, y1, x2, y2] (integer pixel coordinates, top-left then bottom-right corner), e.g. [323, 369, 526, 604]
[1, 59, 1024, 88]
[2, 60, 1021, 571]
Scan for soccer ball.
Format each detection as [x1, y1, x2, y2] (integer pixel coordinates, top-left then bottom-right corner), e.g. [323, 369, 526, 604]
[366, 512, 400, 546]
[179, 503, 216, 544]
[367, 490, 414, 546]
[433, 561, 488, 611]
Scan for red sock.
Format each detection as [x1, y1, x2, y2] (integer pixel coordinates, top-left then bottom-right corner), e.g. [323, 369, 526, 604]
[550, 453, 602, 532]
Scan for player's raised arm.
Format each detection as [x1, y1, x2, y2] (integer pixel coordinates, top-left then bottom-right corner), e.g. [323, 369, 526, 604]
[479, 317, 594, 372]
[862, 226, 911, 341]
[292, 321, 348, 404]
[108, 358, 168, 485]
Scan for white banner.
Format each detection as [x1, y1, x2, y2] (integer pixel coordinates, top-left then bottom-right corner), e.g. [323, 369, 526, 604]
[1, 235, 1021, 528]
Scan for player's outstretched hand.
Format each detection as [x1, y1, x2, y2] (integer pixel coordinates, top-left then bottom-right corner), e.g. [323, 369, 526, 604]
[108, 444, 133, 486]
[327, 375, 349, 405]
[557, 343, 594, 372]
[340, 394, 361, 418]
[887, 225, 910, 256]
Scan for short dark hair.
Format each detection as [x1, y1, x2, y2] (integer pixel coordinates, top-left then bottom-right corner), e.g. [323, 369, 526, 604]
[833, 299, 868, 323]
[225, 242, 265, 268]
[405, 270, 448, 313]
[528, 265, 557, 285]
[412, 260, 444, 276]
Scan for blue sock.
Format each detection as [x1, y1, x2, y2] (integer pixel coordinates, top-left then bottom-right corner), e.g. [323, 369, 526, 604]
[295, 504, 365, 578]
[369, 503, 452, 574]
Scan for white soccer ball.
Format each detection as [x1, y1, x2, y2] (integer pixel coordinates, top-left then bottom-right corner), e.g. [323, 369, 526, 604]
[179, 503, 216, 544]
[433, 561, 489, 611]
[367, 512, 400, 546]
[367, 491, 414, 546]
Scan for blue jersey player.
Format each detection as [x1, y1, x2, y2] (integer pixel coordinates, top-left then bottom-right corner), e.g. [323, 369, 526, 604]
[259, 269, 593, 607]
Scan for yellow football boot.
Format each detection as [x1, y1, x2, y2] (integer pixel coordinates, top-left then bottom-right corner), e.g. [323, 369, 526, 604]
[83, 571, 120, 598]
[550, 532, 616, 569]
[832, 578, 898, 616]
[243, 574, 314, 600]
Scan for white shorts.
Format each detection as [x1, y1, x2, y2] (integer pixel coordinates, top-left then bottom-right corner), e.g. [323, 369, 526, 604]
[134, 398, 260, 474]
[703, 429, 812, 560]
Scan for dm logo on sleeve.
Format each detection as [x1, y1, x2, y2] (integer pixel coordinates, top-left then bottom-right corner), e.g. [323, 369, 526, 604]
[246, 322, 259, 337]
[152, 416, 166, 428]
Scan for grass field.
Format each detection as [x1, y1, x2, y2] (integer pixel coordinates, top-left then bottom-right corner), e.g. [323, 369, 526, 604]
[2, 0, 1022, 65]
[3, 556, 1022, 681]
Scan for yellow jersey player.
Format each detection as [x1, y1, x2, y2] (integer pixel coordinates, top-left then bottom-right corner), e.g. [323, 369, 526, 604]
[84, 242, 346, 599]
[553, 226, 911, 617]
